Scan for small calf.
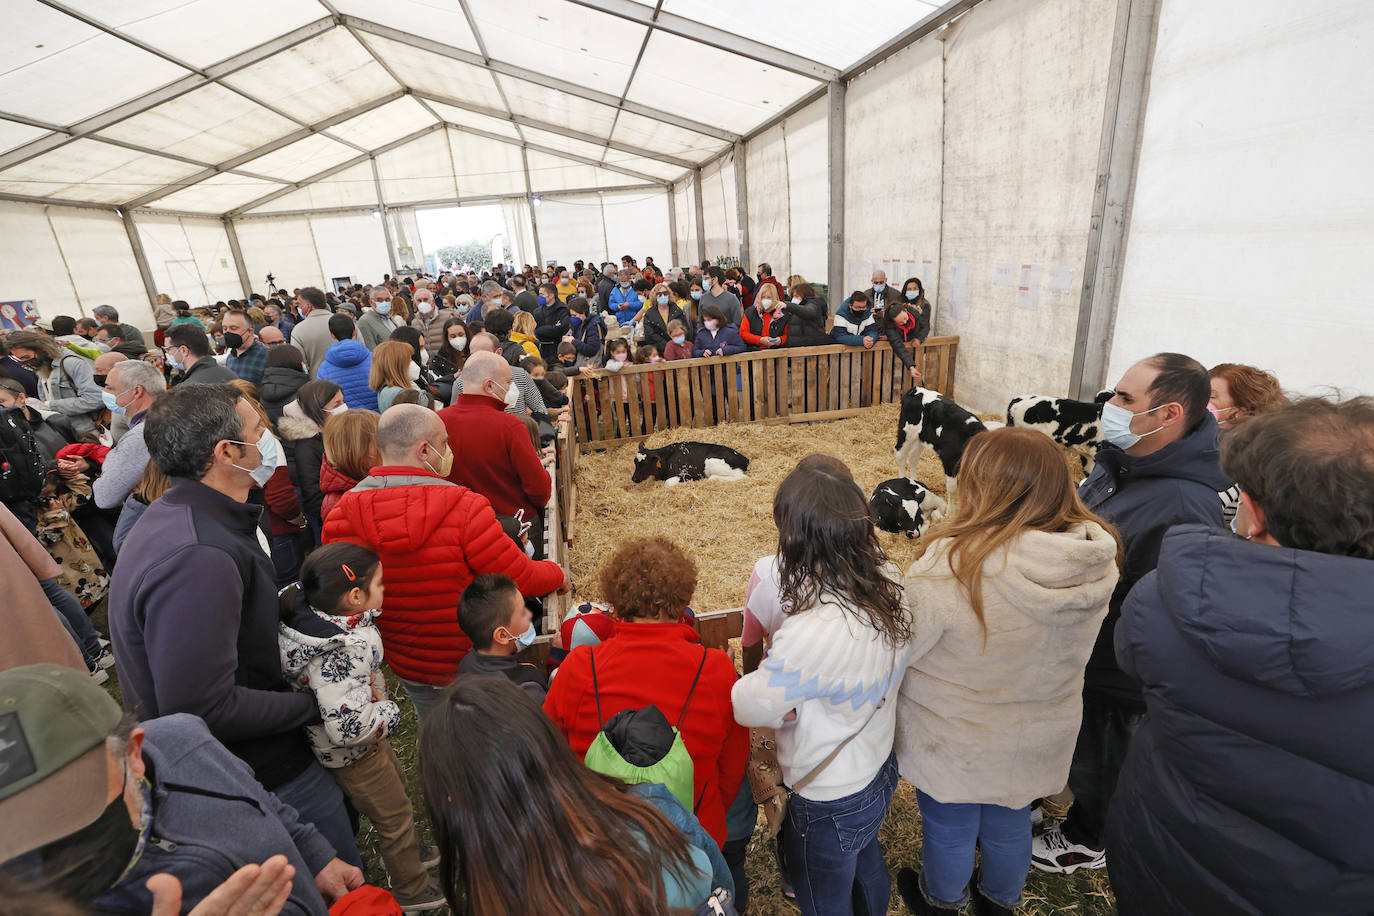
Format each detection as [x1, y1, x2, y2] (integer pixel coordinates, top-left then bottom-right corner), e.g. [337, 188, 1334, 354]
[870, 477, 946, 539]
[1005, 390, 1113, 472]
[894, 386, 988, 500]
[632, 441, 750, 486]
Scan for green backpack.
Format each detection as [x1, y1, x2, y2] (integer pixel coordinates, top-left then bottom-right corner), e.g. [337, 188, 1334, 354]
[582, 646, 709, 813]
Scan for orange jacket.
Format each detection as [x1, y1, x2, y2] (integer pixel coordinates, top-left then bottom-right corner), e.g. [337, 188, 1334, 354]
[323, 466, 563, 684]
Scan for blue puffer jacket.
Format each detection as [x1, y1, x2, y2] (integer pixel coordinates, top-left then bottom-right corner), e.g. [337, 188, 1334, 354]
[609, 285, 642, 325]
[315, 339, 378, 411]
[1076, 413, 1232, 706]
[92, 714, 333, 915]
[1105, 526, 1374, 916]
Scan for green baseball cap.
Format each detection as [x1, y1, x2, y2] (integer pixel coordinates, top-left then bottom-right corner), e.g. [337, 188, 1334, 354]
[0, 663, 124, 862]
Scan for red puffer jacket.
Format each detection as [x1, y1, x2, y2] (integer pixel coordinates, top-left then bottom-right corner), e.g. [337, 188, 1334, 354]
[322, 466, 564, 684]
[318, 459, 360, 524]
[543, 620, 749, 847]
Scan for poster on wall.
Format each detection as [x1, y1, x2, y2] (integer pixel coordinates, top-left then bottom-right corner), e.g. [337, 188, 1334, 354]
[0, 300, 39, 330]
[1017, 264, 1042, 311]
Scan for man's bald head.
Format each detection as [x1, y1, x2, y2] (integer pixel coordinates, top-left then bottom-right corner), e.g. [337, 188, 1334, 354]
[461, 351, 512, 404]
[93, 351, 129, 374]
[468, 332, 500, 354]
[258, 326, 285, 346]
[375, 404, 446, 468]
[871, 269, 887, 285]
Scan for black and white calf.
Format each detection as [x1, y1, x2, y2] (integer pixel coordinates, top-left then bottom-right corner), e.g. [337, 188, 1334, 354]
[894, 386, 989, 500]
[1005, 390, 1113, 472]
[631, 441, 750, 486]
[870, 477, 946, 539]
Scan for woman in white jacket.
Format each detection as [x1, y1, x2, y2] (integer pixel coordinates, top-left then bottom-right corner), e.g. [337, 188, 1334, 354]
[894, 428, 1120, 916]
[732, 455, 912, 916]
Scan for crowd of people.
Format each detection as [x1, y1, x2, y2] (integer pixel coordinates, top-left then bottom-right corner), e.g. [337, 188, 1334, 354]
[0, 254, 1370, 916]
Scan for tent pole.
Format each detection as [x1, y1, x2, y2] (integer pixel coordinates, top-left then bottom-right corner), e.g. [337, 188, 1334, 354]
[120, 209, 159, 317]
[734, 140, 750, 271]
[1069, 0, 1160, 399]
[371, 158, 400, 277]
[222, 217, 253, 299]
[826, 80, 846, 303]
[666, 187, 679, 267]
[693, 168, 707, 264]
[521, 147, 544, 267]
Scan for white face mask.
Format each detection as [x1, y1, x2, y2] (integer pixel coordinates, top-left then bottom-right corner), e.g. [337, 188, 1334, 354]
[704, 319, 718, 331]
[791, 297, 802, 306]
[1101, 401, 1166, 450]
[229, 429, 281, 488]
[328, 404, 348, 415]
[493, 379, 519, 407]
[407, 361, 421, 382]
[759, 299, 773, 310]
[449, 336, 467, 352]
[418, 301, 434, 314]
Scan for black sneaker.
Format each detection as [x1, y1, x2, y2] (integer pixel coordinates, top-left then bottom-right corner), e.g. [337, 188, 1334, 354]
[896, 867, 961, 915]
[1030, 824, 1106, 874]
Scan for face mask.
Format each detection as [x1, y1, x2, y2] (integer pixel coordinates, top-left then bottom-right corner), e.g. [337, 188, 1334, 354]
[690, 290, 703, 301]
[506, 622, 537, 649]
[704, 319, 718, 332]
[422, 441, 454, 477]
[166, 349, 184, 370]
[449, 336, 467, 351]
[92, 374, 107, 388]
[456, 304, 470, 318]
[418, 301, 434, 314]
[490, 380, 519, 408]
[407, 361, 421, 382]
[873, 283, 884, 292]
[657, 294, 670, 306]
[905, 290, 920, 301]
[791, 296, 801, 306]
[374, 301, 392, 316]
[1100, 401, 1165, 450]
[759, 298, 773, 310]
[329, 404, 348, 415]
[101, 389, 131, 415]
[537, 295, 547, 306]
[1207, 402, 1238, 421]
[570, 315, 583, 327]
[619, 281, 631, 289]
[671, 334, 685, 345]
[32, 791, 142, 906]
[222, 331, 244, 351]
[229, 428, 281, 487]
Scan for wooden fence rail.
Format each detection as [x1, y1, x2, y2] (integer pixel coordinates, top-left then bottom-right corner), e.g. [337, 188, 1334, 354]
[568, 336, 959, 450]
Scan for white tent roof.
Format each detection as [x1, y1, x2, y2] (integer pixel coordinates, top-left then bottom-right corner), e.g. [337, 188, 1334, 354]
[0, 0, 944, 217]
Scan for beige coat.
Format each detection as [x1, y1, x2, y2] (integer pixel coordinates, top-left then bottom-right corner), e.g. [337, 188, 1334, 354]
[895, 521, 1118, 808]
[0, 502, 83, 672]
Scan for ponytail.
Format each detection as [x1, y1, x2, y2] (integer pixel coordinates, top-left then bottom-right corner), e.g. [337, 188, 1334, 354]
[296, 542, 381, 614]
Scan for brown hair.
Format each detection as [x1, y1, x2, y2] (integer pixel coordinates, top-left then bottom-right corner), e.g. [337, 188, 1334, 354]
[1209, 363, 1288, 422]
[789, 282, 816, 301]
[369, 340, 415, 391]
[600, 536, 697, 621]
[323, 409, 380, 480]
[917, 428, 1120, 636]
[133, 459, 170, 505]
[1220, 396, 1374, 559]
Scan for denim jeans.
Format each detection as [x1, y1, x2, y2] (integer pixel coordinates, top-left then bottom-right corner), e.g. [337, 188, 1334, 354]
[723, 780, 757, 913]
[915, 789, 1030, 908]
[273, 760, 363, 868]
[398, 676, 450, 721]
[781, 752, 899, 916]
[41, 578, 101, 666]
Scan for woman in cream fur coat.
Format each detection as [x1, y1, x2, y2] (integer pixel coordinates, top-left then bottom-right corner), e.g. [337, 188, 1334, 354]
[894, 428, 1120, 916]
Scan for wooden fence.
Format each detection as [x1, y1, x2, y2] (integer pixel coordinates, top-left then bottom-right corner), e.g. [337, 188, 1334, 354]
[568, 336, 959, 449]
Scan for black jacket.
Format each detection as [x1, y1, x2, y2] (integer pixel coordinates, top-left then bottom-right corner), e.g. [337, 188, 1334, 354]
[595, 276, 616, 314]
[513, 289, 540, 313]
[278, 412, 326, 519]
[783, 296, 830, 348]
[534, 300, 572, 361]
[1105, 526, 1374, 915]
[641, 301, 687, 353]
[882, 299, 932, 369]
[259, 367, 308, 423]
[1077, 414, 1232, 706]
[176, 357, 238, 386]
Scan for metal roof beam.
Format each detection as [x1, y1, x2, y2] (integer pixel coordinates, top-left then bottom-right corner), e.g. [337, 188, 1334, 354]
[226, 124, 444, 216]
[0, 16, 336, 171]
[228, 184, 666, 221]
[563, 0, 839, 81]
[0, 191, 116, 210]
[342, 16, 739, 143]
[443, 123, 669, 187]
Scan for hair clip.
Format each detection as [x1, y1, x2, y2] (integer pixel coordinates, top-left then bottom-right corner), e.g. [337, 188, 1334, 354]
[341, 563, 356, 581]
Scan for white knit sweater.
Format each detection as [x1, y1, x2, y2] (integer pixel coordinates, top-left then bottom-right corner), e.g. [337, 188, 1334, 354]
[733, 593, 911, 801]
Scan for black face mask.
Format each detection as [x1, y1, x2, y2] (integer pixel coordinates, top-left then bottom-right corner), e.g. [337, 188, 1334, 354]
[92, 374, 107, 387]
[31, 794, 140, 906]
[221, 331, 245, 350]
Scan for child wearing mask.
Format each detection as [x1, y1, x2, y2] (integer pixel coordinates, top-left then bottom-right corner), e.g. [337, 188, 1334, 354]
[278, 543, 443, 911]
[692, 305, 747, 358]
[663, 319, 694, 361]
[456, 573, 548, 702]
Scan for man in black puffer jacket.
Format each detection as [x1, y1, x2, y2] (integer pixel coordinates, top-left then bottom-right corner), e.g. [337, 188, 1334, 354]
[1032, 353, 1232, 875]
[1105, 396, 1374, 915]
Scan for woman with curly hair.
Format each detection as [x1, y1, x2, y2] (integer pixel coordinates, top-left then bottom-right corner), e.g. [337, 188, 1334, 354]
[1208, 363, 1287, 430]
[543, 537, 749, 851]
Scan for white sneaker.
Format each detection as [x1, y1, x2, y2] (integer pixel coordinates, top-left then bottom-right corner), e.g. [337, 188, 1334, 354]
[1030, 825, 1105, 874]
[95, 648, 116, 670]
[89, 666, 110, 686]
[1030, 804, 1044, 827]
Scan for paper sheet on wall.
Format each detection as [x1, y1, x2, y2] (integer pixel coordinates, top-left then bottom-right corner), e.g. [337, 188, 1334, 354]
[1017, 264, 1041, 311]
[1048, 266, 1075, 294]
[994, 263, 1015, 287]
[947, 261, 968, 321]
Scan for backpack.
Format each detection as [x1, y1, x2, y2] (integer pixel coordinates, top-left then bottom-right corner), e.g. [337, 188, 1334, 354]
[0, 407, 47, 501]
[583, 646, 708, 813]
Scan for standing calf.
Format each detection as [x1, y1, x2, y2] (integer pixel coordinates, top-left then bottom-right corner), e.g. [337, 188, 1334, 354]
[894, 386, 989, 501]
[1005, 390, 1113, 472]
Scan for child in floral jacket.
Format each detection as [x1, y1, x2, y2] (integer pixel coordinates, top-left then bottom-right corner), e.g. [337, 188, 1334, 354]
[278, 542, 443, 910]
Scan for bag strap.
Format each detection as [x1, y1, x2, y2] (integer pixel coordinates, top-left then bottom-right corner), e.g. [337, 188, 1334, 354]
[590, 647, 604, 729]
[676, 646, 709, 730]
[790, 654, 896, 796]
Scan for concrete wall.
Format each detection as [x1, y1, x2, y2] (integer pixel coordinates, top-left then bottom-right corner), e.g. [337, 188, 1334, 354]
[1109, 0, 1374, 395]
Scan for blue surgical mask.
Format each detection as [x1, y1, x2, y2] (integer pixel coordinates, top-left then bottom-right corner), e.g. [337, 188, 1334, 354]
[905, 290, 919, 301]
[1100, 401, 1165, 450]
[620, 281, 631, 289]
[101, 389, 128, 415]
[873, 283, 884, 292]
[166, 348, 184, 370]
[375, 300, 392, 315]
[690, 290, 703, 301]
[657, 294, 670, 306]
[537, 295, 547, 305]
[508, 622, 536, 649]
[229, 429, 282, 487]
[671, 334, 686, 345]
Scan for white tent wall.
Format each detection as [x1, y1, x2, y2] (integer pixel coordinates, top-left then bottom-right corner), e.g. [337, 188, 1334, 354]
[386, 208, 424, 269]
[500, 200, 537, 268]
[698, 156, 736, 262]
[232, 216, 327, 293]
[745, 96, 829, 290]
[0, 201, 88, 321]
[533, 196, 607, 269]
[1108, 0, 1374, 396]
[602, 190, 672, 269]
[929, 0, 1116, 414]
[671, 179, 697, 266]
[310, 213, 391, 286]
[533, 191, 672, 269]
[843, 38, 944, 305]
[136, 215, 242, 306]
